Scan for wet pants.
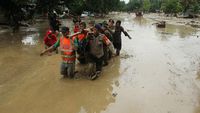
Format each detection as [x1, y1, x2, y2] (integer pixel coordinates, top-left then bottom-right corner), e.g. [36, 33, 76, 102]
[90, 55, 103, 72]
[113, 42, 121, 55]
[60, 62, 75, 78]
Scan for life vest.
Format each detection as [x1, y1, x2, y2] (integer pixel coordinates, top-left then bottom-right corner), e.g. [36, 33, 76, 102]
[77, 33, 85, 41]
[102, 35, 111, 46]
[60, 37, 76, 63]
[73, 32, 87, 47]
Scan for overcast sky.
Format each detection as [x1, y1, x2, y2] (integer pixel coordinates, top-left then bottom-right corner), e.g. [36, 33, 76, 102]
[121, 0, 129, 4]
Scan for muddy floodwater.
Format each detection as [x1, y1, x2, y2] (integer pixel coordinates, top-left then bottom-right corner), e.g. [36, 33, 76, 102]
[1, 13, 200, 113]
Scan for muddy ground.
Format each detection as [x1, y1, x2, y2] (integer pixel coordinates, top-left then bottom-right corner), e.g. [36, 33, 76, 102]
[0, 13, 200, 113]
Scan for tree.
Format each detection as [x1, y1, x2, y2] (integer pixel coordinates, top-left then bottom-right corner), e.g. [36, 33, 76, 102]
[118, 1, 127, 11]
[65, 0, 85, 15]
[190, 3, 200, 14]
[36, 0, 61, 15]
[127, 0, 142, 11]
[84, 0, 122, 14]
[161, 0, 183, 14]
[143, 0, 151, 12]
[149, 0, 163, 12]
[176, 1, 183, 13]
[0, 0, 36, 30]
[180, 0, 196, 12]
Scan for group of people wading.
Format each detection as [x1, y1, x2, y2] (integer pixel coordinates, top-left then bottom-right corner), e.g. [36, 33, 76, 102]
[40, 17, 132, 80]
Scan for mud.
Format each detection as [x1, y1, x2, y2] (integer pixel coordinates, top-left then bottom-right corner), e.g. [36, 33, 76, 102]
[0, 13, 200, 113]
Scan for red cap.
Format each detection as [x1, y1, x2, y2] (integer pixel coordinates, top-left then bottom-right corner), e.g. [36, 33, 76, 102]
[47, 30, 52, 35]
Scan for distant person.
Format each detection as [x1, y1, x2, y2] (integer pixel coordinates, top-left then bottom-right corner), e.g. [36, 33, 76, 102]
[73, 16, 82, 33]
[73, 22, 89, 64]
[101, 21, 115, 64]
[87, 20, 95, 32]
[108, 19, 115, 33]
[107, 19, 115, 42]
[102, 21, 113, 42]
[43, 30, 58, 54]
[44, 30, 57, 48]
[40, 27, 79, 78]
[113, 20, 132, 56]
[73, 21, 80, 33]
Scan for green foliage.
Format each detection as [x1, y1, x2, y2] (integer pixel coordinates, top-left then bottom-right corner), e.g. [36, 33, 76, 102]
[176, 2, 183, 13]
[118, 1, 127, 11]
[190, 3, 200, 13]
[65, 0, 85, 15]
[36, 0, 61, 14]
[143, 0, 151, 12]
[69, 0, 122, 13]
[84, 0, 121, 13]
[149, 0, 162, 12]
[1, 0, 200, 23]
[161, 0, 183, 14]
[125, 0, 199, 14]
[126, 0, 142, 11]
[0, 0, 36, 31]
[85, 0, 103, 13]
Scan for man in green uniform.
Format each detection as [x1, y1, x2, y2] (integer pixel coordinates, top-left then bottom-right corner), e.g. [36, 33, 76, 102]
[40, 27, 79, 78]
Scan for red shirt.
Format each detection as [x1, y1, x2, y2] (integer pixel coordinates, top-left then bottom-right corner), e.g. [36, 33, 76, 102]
[74, 25, 80, 33]
[44, 34, 57, 47]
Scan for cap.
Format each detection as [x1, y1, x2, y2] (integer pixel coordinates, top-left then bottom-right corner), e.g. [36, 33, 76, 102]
[47, 30, 52, 35]
[94, 24, 102, 30]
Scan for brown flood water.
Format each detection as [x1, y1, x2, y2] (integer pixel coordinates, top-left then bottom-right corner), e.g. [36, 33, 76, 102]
[1, 13, 200, 113]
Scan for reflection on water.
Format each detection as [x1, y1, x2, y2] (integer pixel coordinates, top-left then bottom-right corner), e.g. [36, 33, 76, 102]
[22, 33, 39, 45]
[133, 17, 148, 26]
[156, 24, 199, 38]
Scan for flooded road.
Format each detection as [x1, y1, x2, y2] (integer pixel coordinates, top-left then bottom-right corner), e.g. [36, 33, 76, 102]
[1, 13, 200, 113]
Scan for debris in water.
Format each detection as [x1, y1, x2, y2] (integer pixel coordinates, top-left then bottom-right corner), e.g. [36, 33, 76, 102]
[120, 54, 133, 59]
[22, 33, 39, 45]
[112, 92, 118, 97]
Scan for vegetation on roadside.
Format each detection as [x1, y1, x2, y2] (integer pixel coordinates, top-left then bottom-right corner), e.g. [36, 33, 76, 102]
[0, 0, 200, 30]
[126, 0, 200, 14]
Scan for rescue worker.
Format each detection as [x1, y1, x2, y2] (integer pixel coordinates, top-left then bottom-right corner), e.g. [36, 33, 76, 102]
[73, 22, 89, 64]
[113, 20, 132, 56]
[73, 21, 80, 33]
[44, 30, 57, 48]
[108, 19, 115, 33]
[102, 21, 113, 42]
[87, 24, 111, 80]
[101, 21, 114, 65]
[87, 20, 95, 32]
[40, 27, 79, 78]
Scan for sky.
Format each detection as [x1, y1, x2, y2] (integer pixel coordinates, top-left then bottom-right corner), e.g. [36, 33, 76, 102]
[121, 0, 129, 4]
